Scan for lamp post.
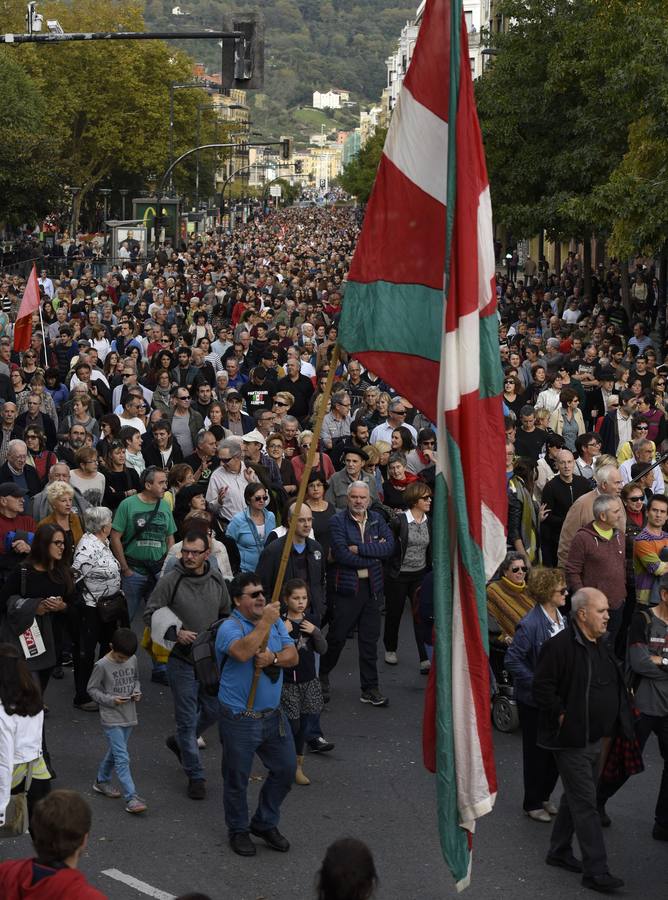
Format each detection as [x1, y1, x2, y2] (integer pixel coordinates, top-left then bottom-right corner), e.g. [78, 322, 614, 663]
[98, 188, 112, 258]
[119, 189, 129, 220]
[67, 186, 81, 240]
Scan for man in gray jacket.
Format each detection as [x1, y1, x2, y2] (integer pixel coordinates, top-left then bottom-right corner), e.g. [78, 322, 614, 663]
[144, 527, 230, 800]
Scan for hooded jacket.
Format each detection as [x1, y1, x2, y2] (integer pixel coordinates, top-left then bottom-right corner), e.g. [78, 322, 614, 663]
[0, 859, 106, 899]
[565, 522, 626, 609]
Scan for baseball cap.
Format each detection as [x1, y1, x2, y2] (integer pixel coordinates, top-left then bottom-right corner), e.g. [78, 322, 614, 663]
[0, 483, 28, 498]
[241, 429, 266, 447]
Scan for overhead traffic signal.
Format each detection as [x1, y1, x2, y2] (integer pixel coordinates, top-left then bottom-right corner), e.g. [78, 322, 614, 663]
[221, 13, 265, 90]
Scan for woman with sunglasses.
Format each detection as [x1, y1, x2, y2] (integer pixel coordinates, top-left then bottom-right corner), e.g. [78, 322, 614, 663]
[486, 552, 534, 644]
[225, 481, 276, 574]
[617, 414, 655, 464]
[0, 524, 76, 695]
[651, 375, 668, 416]
[505, 565, 567, 822]
[20, 351, 41, 383]
[23, 428, 57, 488]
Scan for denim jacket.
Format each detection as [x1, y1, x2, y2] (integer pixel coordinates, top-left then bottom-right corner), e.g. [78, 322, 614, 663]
[505, 603, 559, 707]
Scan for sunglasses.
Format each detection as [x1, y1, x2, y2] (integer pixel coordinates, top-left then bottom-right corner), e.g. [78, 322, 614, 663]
[510, 565, 527, 573]
[628, 495, 644, 502]
[252, 494, 268, 502]
[636, 425, 649, 430]
[273, 401, 288, 407]
[242, 589, 265, 599]
[557, 587, 568, 595]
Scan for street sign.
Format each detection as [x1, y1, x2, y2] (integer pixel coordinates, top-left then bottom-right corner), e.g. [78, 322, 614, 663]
[270, 185, 282, 197]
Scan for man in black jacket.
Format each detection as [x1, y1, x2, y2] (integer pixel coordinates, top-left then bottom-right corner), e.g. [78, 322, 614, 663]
[533, 587, 633, 893]
[540, 450, 591, 565]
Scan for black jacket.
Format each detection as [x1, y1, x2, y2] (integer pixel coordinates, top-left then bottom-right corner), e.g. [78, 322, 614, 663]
[386, 512, 432, 579]
[533, 619, 634, 749]
[256, 536, 326, 622]
[0, 461, 42, 498]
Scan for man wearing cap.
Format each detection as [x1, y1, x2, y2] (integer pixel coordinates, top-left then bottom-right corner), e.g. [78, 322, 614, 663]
[240, 430, 281, 486]
[0, 483, 36, 582]
[239, 367, 274, 418]
[585, 367, 618, 430]
[222, 391, 254, 436]
[326, 446, 379, 510]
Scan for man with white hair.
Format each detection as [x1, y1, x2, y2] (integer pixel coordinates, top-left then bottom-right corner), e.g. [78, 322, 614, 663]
[318, 480, 395, 707]
[0, 439, 41, 505]
[619, 438, 664, 493]
[558, 464, 624, 567]
[32, 461, 91, 522]
[533, 588, 632, 893]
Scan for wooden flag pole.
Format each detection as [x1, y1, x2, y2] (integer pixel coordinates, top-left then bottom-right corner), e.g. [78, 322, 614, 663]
[246, 344, 341, 709]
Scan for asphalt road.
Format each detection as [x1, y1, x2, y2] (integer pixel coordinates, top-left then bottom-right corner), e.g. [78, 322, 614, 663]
[1, 617, 665, 900]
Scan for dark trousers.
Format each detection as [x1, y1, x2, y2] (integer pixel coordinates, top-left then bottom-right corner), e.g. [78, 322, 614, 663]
[551, 741, 609, 877]
[599, 712, 668, 829]
[517, 702, 559, 811]
[218, 706, 295, 836]
[167, 655, 220, 781]
[320, 582, 380, 692]
[70, 606, 116, 705]
[383, 570, 427, 661]
[606, 605, 624, 656]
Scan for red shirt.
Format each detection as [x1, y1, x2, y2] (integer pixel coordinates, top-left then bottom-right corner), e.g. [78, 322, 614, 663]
[0, 513, 36, 555]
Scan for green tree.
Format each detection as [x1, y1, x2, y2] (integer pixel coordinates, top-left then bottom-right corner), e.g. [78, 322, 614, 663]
[338, 127, 387, 203]
[0, 54, 59, 226]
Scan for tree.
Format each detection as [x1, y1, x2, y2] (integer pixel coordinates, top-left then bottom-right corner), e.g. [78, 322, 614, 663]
[2, 0, 214, 230]
[338, 128, 387, 203]
[0, 54, 60, 226]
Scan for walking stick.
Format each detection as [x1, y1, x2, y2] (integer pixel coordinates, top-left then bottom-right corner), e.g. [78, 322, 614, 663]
[246, 345, 341, 709]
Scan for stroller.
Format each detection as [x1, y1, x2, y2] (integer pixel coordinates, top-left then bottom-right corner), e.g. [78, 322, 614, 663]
[488, 615, 520, 733]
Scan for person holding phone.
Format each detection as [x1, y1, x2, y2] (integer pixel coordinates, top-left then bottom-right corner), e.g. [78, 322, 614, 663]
[86, 627, 146, 815]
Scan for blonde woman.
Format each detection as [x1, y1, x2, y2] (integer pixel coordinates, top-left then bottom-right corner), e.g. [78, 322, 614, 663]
[38, 481, 84, 564]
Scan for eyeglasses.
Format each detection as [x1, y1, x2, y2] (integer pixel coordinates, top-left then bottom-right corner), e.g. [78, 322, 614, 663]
[252, 494, 268, 502]
[51, 540, 65, 547]
[628, 495, 644, 502]
[181, 548, 207, 557]
[510, 565, 527, 573]
[242, 589, 265, 599]
[219, 457, 233, 465]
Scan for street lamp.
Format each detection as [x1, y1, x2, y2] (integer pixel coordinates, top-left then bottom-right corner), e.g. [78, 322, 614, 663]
[119, 189, 129, 220]
[66, 186, 81, 239]
[99, 188, 112, 254]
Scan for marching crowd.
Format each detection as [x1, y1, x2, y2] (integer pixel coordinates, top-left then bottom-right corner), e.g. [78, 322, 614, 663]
[0, 209, 667, 896]
[496, 255, 668, 893]
[0, 208, 434, 898]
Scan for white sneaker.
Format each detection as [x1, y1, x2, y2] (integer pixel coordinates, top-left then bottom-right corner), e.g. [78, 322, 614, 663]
[526, 808, 552, 823]
[420, 660, 431, 674]
[384, 651, 398, 665]
[197, 735, 206, 749]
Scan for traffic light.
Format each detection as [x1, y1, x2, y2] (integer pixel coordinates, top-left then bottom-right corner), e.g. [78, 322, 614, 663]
[221, 13, 265, 90]
[294, 160, 303, 174]
[281, 137, 293, 161]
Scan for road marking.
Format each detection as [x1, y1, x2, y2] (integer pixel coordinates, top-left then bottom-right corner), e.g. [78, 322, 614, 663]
[101, 869, 176, 899]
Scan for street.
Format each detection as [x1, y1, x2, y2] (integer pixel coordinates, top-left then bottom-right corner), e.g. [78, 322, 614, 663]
[0, 617, 664, 899]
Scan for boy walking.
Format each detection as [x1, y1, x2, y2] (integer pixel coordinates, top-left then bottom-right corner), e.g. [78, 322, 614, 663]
[87, 628, 146, 814]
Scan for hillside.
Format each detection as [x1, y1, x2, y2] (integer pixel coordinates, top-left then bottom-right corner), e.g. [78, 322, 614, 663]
[144, 0, 416, 143]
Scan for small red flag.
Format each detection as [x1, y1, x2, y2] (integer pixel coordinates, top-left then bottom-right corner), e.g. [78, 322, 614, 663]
[13, 264, 41, 353]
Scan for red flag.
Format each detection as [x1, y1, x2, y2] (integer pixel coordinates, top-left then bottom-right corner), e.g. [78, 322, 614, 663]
[13, 264, 41, 353]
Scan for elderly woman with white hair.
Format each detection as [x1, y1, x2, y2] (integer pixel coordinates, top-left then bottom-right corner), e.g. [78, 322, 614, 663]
[71, 506, 123, 710]
[37, 480, 83, 565]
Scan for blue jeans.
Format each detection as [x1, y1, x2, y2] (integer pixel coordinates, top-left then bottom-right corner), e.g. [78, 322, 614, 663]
[218, 706, 295, 836]
[167, 655, 220, 781]
[97, 725, 136, 801]
[121, 571, 154, 623]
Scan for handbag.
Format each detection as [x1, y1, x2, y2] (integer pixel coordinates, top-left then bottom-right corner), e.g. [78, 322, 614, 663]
[3, 568, 48, 662]
[0, 762, 33, 839]
[96, 590, 128, 624]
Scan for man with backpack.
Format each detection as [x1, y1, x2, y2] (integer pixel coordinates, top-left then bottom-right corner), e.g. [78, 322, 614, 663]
[144, 527, 230, 801]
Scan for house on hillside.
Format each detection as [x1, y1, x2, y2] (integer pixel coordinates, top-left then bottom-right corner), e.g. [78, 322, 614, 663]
[313, 89, 350, 110]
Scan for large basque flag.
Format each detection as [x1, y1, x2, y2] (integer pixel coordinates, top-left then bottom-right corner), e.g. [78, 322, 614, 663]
[338, 0, 507, 890]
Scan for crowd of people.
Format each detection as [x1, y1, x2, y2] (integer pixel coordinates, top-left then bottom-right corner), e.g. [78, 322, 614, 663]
[496, 254, 668, 893]
[1, 212, 668, 896]
[0, 207, 436, 897]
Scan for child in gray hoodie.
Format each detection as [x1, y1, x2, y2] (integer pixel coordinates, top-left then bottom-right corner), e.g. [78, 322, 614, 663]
[87, 628, 146, 814]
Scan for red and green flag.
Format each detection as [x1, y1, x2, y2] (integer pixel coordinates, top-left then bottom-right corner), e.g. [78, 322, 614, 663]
[13, 264, 40, 353]
[338, 0, 507, 889]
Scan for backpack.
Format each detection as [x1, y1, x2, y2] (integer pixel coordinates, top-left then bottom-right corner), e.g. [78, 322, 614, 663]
[191, 616, 229, 696]
[624, 608, 652, 694]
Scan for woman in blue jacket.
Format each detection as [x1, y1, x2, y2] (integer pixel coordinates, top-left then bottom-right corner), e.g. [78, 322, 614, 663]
[505, 565, 568, 822]
[225, 482, 276, 573]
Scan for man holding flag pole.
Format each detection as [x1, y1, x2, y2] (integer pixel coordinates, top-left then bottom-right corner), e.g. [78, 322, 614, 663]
[338, 0, 507, 889]
[12, 263, 47, 367]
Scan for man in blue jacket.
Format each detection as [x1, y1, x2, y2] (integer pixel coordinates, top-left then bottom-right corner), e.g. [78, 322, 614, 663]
[319, 481, 395, 707]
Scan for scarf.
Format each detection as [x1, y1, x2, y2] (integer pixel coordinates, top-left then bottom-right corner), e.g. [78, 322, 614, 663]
[390, 471, 419, 488]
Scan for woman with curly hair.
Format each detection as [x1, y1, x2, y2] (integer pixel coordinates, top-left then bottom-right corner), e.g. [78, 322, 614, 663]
[505, 565, 567, 822]
[486, 552, 534, 643]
